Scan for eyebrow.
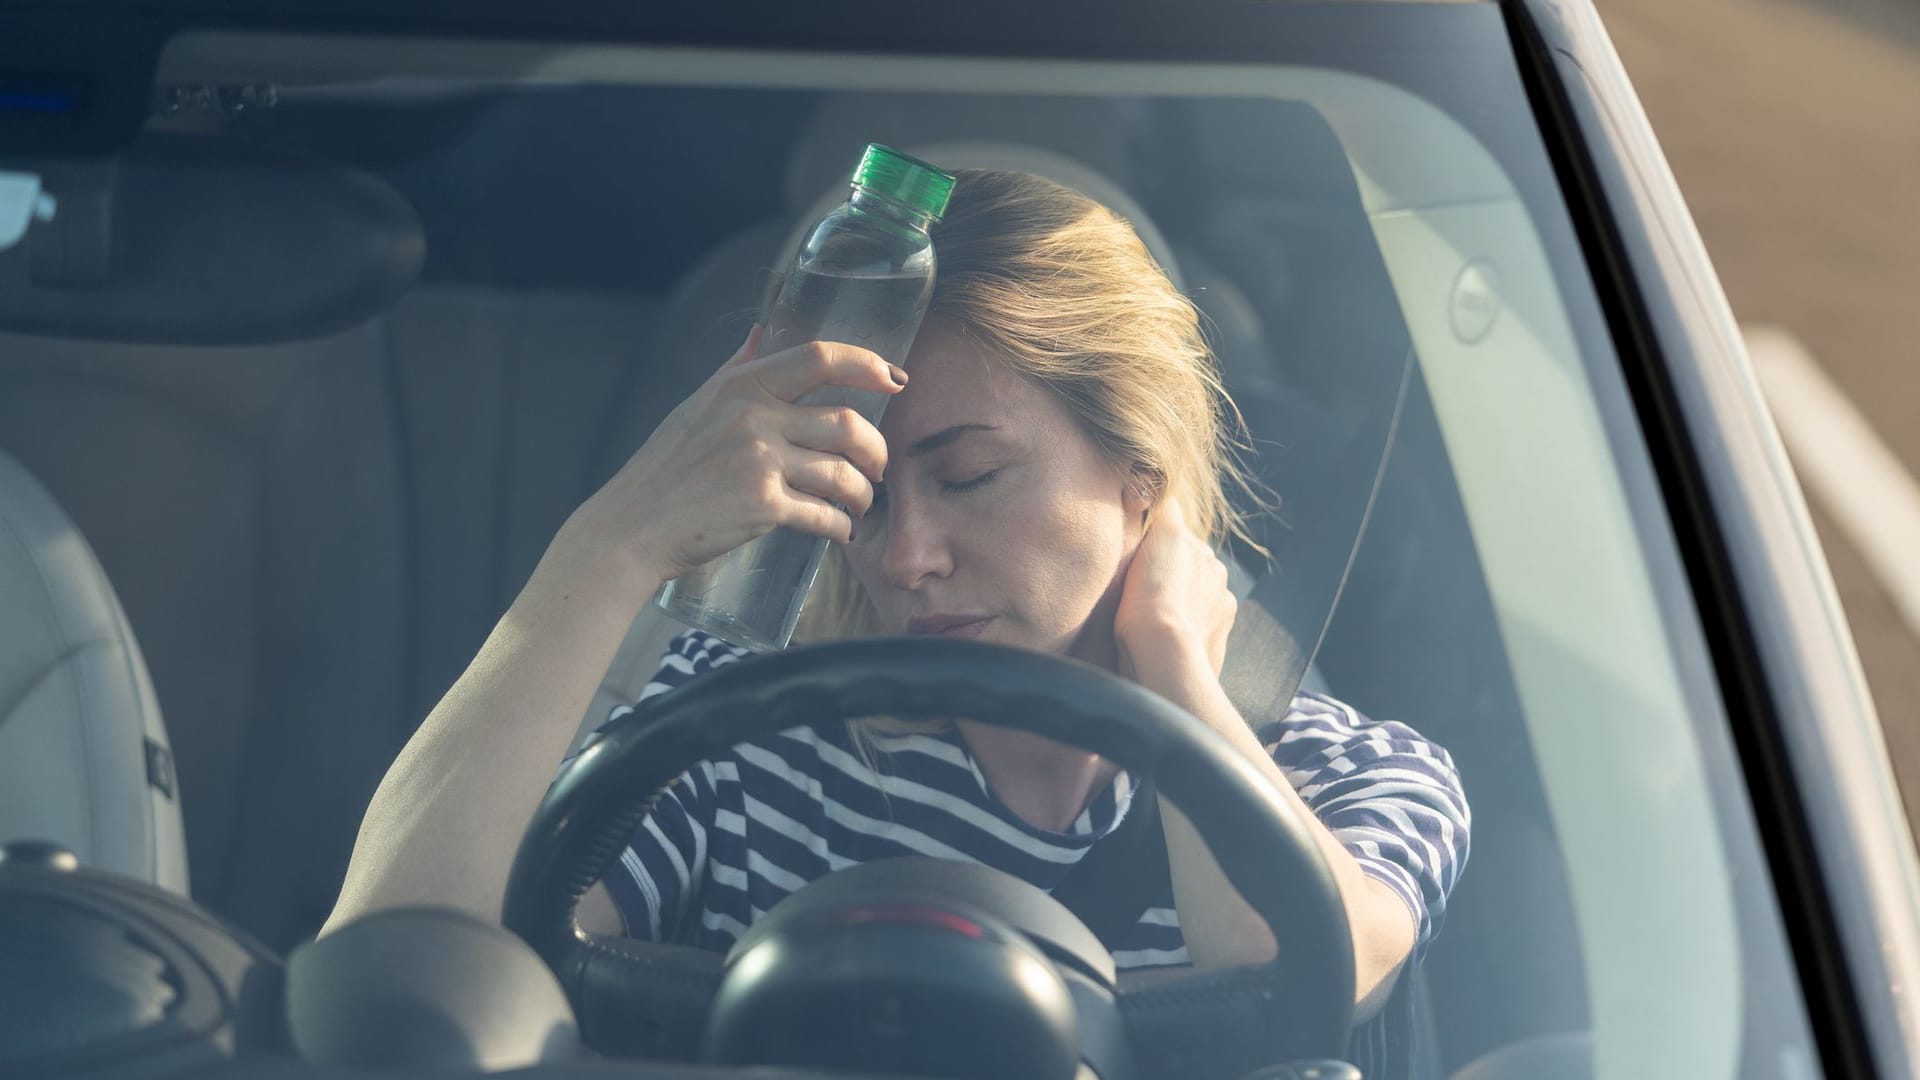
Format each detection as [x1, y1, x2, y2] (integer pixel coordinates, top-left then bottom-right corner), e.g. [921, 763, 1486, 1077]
[906, 423, 1000, 457]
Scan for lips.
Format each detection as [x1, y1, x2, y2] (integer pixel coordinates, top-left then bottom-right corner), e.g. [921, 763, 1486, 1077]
[905, 613, 995, 638]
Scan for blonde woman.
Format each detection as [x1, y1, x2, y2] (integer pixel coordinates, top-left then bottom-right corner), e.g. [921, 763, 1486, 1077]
[328, 170, 1469, 1077]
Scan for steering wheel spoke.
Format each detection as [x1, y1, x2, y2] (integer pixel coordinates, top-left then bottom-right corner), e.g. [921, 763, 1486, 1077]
[570, 932, 724, 1060]
[1120, 965, 1330, 1077]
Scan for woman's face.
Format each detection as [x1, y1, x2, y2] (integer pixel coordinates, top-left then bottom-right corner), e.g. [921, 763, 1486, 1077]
[845, 320, 1149, 667]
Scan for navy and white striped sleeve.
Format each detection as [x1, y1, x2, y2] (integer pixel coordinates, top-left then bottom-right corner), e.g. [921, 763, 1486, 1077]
[592, 631, 750, 941]
[1264, 693, 1470, 964]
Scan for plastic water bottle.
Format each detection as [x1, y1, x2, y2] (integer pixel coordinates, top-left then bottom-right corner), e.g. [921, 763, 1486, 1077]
[656, 144, 955, 651]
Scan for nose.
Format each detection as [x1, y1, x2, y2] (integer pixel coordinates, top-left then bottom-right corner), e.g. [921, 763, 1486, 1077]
[878, 492, 954, 591]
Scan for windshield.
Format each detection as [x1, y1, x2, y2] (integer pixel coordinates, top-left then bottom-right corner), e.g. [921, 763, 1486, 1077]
[0, 5, 1820, 1078]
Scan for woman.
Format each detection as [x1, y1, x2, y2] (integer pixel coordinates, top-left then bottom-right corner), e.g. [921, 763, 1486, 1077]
[328, 170, 1468, 1075]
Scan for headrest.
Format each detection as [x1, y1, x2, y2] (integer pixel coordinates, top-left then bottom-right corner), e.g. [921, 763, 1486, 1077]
[784, 139, 1184, 292]
[0, 134, 423, 345]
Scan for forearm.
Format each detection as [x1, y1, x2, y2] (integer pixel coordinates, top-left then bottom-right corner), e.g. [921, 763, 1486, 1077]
[1135, 647, 1415, 1017]
[324, 528, 660, 935]
[321, 332, 897, 936]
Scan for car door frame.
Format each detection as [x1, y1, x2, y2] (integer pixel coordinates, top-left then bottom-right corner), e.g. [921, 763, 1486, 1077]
[1506, 1, 1920, 1077]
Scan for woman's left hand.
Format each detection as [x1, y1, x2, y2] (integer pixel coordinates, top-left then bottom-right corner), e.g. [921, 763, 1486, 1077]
[1113, 498, 1417, 1009]
[1114, 495, 1236, 681]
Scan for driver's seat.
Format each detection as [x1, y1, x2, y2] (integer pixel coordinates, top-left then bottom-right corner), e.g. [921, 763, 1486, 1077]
[0, 449, 189, 892]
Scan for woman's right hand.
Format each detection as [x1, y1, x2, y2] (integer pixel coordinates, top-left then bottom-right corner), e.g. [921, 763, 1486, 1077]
[334, 329, 901, 935]
[550, 326, 904, 601]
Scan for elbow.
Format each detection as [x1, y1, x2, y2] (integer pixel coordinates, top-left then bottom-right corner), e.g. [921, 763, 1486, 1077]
[1350, 876, 1418, 1017]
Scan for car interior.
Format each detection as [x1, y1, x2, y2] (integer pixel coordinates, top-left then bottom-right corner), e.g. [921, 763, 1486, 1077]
[0, 43, 1810, 1079]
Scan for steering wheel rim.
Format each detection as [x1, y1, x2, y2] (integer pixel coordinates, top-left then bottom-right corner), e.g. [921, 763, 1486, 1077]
[502, 637, 1355, 1067]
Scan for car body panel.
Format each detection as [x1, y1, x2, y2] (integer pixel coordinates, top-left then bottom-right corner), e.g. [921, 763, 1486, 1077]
[1514, 0, 1920, 1075]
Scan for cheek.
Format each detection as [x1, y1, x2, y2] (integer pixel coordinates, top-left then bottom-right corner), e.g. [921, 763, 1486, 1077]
[1000, 490, 1132, 605]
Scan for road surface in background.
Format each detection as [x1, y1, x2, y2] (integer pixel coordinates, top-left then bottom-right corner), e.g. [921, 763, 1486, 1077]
[1599, 0, 1920, 825]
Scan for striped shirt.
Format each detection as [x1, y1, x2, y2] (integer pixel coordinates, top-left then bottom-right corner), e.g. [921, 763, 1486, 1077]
[589, 630, 1469, 1077]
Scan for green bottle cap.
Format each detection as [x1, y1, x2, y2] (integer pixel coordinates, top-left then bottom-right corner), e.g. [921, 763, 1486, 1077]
[852, 144, 956, 222]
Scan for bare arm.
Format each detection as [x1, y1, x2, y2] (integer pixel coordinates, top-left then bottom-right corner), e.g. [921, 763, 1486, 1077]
[1113, 497, 1414, 1019]
[322, 540, 661, 934]
[1144, 664, 1416, 1019]
[322, 332, 902, 936]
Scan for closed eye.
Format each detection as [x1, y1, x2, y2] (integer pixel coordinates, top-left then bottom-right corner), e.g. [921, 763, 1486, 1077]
[940, 470, 998, 495]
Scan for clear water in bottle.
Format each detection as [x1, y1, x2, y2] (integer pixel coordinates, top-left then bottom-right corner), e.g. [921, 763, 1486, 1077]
[656, 268, 932, 651]
[655, 145, 953, 652]
[766, 265, 938, 419]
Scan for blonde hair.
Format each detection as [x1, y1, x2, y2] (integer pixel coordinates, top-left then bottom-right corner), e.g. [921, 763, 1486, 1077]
[794, 168, 1264, 648]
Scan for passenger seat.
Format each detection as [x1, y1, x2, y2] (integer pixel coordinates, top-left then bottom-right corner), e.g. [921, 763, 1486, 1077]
[0, 449, 188, 892]
[0, 132, 422, 943]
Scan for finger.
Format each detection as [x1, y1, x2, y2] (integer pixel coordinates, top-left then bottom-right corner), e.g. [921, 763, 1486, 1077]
[1153, 493, 1191, 535]
[722, 324, 765, 368]
[784, 404, 889, 482]
[785, 451, 876, 517]
[752, 340, 907, 403]
[1140, 505, 1181, 559]
[1209, 551, 1232, 588]
[777, 489, 856, 544]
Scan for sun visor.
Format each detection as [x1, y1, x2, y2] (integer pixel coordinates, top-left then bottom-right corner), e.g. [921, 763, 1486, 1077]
[0, 135, 423, 345]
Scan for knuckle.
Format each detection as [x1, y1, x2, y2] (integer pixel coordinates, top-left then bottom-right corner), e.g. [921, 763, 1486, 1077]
[849, 478, 875, 511]
[741, 437, 778, 469]
[753, 477, 786, 515]
[801, 341, 835, 370]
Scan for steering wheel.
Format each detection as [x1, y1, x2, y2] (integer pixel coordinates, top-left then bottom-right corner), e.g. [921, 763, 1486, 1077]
[501, 637, 1353, 1077]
